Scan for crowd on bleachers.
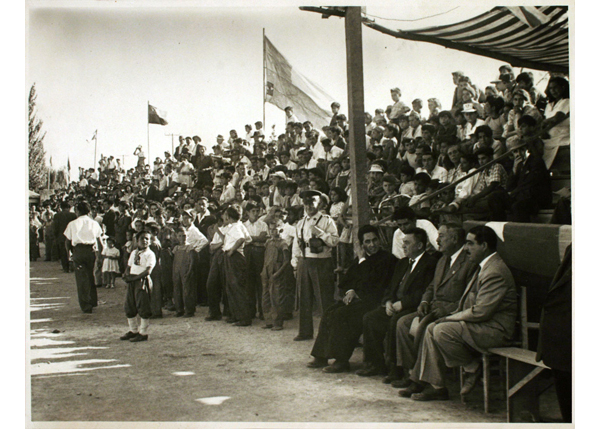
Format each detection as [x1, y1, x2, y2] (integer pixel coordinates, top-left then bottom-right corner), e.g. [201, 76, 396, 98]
[28, 64, 571, 420]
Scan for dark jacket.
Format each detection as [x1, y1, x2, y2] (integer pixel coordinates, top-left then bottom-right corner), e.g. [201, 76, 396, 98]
[338, 250, 397, 308]
[382, 251, 439, 312]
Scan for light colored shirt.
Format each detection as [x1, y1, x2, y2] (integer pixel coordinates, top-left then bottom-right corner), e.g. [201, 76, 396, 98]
[128, 247, 156, 276]
[416, 165, 448, 182]
[222, 221, 252, 255]
[292, 212, 339, 264]
[64, 215, 103, 248]
[185, 224, 209, 252]
[244, 219, 269, 245]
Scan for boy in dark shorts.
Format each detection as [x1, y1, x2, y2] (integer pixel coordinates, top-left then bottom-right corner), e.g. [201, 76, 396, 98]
[120, 230, 157, 342]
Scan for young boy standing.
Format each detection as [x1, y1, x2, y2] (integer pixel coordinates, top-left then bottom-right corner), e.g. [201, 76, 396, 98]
[243, 202, 269, 319]
[121, 230, 156, 342]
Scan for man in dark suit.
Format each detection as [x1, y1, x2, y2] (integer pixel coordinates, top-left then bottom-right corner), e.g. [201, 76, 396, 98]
[537, 244, 571, 422]
[52, 201, 77, 272]
[356, 228, 439, 377]
[505, 134, 552, 222]
[389, 223, 478, 387]
[307, 225, 397, 373]
[401, 225, 517, 401]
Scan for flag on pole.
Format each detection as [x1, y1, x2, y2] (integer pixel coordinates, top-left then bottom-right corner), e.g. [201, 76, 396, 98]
[264, 36, 335, 129]
[148, 104, 168, 125]
[87, 130, 97, 144]
[67, 157, 71, 171]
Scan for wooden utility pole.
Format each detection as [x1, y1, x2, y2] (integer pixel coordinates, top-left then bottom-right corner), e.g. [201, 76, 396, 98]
[344, 7, 370, 232]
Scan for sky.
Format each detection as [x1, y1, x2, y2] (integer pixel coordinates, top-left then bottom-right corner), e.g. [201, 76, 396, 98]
[28, 0, 553, 173]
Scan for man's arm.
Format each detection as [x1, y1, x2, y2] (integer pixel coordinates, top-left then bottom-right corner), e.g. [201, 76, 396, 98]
[445, 270, 510, 323]
[312, 217, 339, 248]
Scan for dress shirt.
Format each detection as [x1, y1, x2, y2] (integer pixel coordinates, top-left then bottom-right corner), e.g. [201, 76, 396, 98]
[64, 215, 103, 248]
[185, 224, 209, 252]
[222, 221, 252, 256]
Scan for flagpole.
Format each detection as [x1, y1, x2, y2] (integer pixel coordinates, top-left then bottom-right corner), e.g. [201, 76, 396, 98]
[94, 131, 97, 171]
[147, 101, 150, 165]
[263, 28, 266, 135]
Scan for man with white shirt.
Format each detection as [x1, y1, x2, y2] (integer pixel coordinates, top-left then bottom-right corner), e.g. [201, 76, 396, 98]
[417, 152, 448, 183]
[243, 202, 270, 319]
[180, 209, 209, 317]
[391, 207, 439, 260]
[64, 201, 104, 313]
[402, 225, 516, 401]
[321, 138, 344, 162]
[284, 106, 299, 124]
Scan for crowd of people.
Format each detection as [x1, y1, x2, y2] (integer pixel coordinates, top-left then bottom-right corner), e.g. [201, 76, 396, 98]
[28, 64, 571, 420]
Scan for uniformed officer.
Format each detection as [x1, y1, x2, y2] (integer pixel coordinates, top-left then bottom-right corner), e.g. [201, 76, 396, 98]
[292, 190, 339, 341]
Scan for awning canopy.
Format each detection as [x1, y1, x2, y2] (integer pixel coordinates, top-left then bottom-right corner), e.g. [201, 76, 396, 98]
[300, 6, 569, 74]
[363, 6, 568, 74]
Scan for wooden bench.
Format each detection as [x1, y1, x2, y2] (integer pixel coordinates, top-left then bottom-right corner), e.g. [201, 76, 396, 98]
[487, 347, 551, 422]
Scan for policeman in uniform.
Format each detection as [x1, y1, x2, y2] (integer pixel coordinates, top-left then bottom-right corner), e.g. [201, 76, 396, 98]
[292, 190, 339, 341]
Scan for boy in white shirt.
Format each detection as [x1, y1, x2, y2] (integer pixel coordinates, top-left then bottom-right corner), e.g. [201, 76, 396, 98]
[120, 230, 156, 342]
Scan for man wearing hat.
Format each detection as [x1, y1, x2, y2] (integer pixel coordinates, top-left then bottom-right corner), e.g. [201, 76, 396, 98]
[389, 88, 411, 121]
[491, 73, 516, 104]
[368, 163, 386, 207]
[292, 189, 340, 341]
[462, 103, 485, 143]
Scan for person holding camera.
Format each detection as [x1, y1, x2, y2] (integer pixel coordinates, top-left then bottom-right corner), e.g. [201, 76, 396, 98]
[291, 190, 339, 341]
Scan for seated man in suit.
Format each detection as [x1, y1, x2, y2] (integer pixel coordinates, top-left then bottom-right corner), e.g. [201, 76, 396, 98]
[400, 225, 517, 401]
[389, 223, 478, 387]
[356, 228, 439, 377]
[307, 225, 398, 373]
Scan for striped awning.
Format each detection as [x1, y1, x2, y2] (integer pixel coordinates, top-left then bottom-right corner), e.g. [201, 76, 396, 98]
[363, 6, 569, 74]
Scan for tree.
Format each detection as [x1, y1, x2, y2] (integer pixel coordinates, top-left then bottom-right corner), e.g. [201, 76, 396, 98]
[29, 83, 48, 191]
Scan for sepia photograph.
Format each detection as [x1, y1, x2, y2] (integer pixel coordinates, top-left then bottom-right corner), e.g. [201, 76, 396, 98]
[23, 1, 576, 427]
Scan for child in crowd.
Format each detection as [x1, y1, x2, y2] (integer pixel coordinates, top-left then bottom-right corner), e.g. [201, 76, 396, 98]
[171, 226, 196, 318]
[120, 230, 156, 343]
[244, 202, 269, 320]
[101, 237, 120, 289]
[261, 221, 295, 330]
[221, 206, 253, 326]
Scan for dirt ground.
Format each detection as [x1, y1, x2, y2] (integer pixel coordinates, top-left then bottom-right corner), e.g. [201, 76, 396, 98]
[28, 252, 561, 426]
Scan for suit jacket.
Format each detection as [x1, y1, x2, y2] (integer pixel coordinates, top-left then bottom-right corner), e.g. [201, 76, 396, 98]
[507, 153, 552, 207]
[52, 210, 77, 239]
[421, 248, 479, 314]
[536, 244, 571, 371]
[450, 252, 517, 352]
[382, 252, 439, 313]
[338, 250, 397, 308]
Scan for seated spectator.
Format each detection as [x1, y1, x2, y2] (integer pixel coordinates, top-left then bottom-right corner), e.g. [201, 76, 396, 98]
[357, 228, 439, 377]
[472, 125, 507, 160]
[390, 207, 439, 261]
[483, 96, 506, 140]
[400, 226, 516, 401]
[389, 223, 477, 386]
[417, 150, 448, 183]
[502, 89, 542, 140]
[308, 225, 398, 373]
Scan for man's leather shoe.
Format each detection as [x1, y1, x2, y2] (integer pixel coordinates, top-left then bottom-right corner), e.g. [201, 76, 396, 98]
[233, 320, 251, 326]
[399, 382, 425, 398]
[262, 324, 274, 329]
[205, 315, 222, 321]
[226, 318, 238, 324]
[391, 377, 412, 389]
[120, 331, 138, 341]
[271, 326, 283, 331]
[411, 385, 449, 401]
[293, 335, 313, 341]
[307, 357, 328, 368]
[460, 365, 482, 395]
[129, 333, 148, 343]
[322, 360, 350, 373]
[355, 364, 384, 377]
